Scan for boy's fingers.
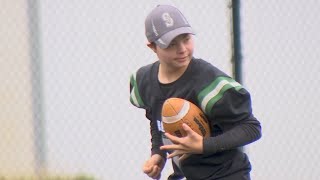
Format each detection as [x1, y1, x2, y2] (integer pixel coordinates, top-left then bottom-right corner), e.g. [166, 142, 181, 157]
[178, 153, 191, 161]
[182, 123, 196, 135]
[182, 123, 192, 131]
[167, 151, 179, 159]
[148, 165, 160, 178]
[160, 144, 181, 151]
[142, 159, 154, 173]
[142, 163, 152, 174]
[164, 132, 181, 144]
[167, 150, 188, 159]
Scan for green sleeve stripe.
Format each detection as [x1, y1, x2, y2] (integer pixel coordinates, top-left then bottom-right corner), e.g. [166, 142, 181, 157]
[198, 77, 227, 103]
[198, 77, 242, 115]
[204, 83, 237, 114]
[130, 73, 145, 107]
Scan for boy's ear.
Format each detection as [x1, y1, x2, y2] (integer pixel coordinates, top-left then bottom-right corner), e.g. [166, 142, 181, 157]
[147, 42, 157, 53]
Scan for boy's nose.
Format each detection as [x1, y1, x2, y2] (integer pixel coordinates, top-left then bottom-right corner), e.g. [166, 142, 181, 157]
[177, 43, 186, 53]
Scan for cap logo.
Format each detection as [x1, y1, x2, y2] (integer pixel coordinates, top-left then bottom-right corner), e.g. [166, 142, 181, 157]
[162, 13, 174, 27]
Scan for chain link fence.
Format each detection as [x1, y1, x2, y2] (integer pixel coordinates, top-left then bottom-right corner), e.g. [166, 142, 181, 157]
[242, 1, 320, 180]
[1, 0, 319, 179]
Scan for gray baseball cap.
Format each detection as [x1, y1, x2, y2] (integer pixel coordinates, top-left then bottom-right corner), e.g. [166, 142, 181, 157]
[145, 5, 194, 49]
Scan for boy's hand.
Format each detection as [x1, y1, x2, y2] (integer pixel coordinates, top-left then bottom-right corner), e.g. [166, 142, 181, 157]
[160, 123, 203, 161]
[143, 154, 165, 179]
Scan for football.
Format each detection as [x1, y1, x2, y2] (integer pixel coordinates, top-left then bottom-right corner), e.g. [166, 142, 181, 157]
[161, 98, 210, 138]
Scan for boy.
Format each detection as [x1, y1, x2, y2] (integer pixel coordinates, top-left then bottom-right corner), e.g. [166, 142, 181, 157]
[130, 4, 261, 180]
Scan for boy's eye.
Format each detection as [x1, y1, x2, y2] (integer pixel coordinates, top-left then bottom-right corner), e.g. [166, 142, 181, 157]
[167, 34, 191, 48]
[168, 43, 176, 48]
[183, 35, 191, 41]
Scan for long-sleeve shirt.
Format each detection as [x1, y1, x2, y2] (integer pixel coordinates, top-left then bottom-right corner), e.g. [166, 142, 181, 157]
[130, 57, 261, 180]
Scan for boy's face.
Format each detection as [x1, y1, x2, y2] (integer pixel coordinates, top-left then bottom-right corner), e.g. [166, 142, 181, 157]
[152, 34, 194, 70]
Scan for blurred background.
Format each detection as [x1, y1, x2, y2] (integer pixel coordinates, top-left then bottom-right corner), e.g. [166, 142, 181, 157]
[1, 0, 319, 179]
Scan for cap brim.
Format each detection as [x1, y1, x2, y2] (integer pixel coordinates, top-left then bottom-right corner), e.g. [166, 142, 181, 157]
[155, 27, 194, 49]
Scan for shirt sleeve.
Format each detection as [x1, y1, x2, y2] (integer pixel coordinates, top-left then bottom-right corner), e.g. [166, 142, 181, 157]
[199, 82, 262, 154]
[129, 72, 145, 108]
[130, 71, 167, 159]
[149, 115, 167, 159]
